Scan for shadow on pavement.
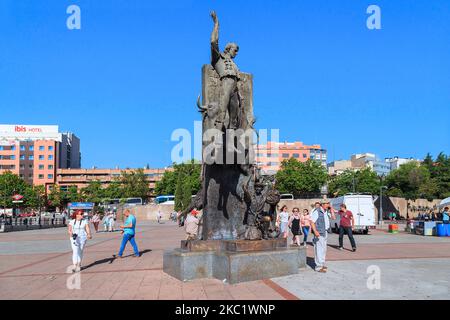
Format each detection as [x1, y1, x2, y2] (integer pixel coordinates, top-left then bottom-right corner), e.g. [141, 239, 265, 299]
[306, 257, 315, 270]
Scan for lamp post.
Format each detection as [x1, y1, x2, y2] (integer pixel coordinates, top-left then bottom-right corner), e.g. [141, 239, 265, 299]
[379, 186, 388, 225]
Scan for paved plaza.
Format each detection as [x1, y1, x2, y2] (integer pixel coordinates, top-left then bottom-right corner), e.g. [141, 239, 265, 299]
[0, 221, 449, 300]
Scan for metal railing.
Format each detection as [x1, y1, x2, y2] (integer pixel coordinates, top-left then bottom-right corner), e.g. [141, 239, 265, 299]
[0, 216, 67, 231]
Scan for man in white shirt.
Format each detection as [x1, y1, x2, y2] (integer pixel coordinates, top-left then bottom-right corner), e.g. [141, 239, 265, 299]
[310, 199, 336, 273]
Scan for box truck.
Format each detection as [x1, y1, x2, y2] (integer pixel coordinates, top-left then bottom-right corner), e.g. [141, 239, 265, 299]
[330, 194, 376, 234]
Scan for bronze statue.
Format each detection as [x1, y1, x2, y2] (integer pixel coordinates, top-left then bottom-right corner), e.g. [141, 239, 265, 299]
[210, 10, 242, 130]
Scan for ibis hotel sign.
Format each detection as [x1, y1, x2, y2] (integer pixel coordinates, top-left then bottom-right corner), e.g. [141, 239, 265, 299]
[0, 125, 61, 141]
[0, 125, 59, 135]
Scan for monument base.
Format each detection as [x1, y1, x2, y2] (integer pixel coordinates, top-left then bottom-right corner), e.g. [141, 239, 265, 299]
[163, 239, 307, 284]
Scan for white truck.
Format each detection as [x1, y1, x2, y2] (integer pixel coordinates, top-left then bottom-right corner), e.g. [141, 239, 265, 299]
[329, 194, 376, 234]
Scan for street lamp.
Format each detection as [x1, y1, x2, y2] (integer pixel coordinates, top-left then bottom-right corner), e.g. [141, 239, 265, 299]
[379, 185, 388, 224]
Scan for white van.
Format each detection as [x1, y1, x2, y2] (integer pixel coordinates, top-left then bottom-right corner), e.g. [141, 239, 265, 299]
[329, 194, 376, 234]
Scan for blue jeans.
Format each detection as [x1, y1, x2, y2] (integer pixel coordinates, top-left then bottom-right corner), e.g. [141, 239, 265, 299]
[118, 233, 139, 257]
[302, 226, 310, 243]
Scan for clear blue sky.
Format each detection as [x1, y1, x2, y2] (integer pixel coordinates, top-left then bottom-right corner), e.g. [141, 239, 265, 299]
[1, 0, 449, 168]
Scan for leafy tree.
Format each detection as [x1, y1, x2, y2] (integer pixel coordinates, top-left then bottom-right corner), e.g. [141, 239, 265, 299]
[174, 171, 184, 211]
[104, 180, 123, 199]
[154, 170, 177, 195]
[80, 180, 104, 203]
[120, 169, 150, 199]
[47, 185, 63, 210]
[276, 159, 328, 197]
[24, 185, 46, 211]
[155, 160, 201, 197]
[328, 168, 380, 196]
[385, 161, 433, 200]
[182, 178, 193, 211]
[67, 186, 82, 203]
[0, 171, 29, 208]
[430, 152, 450, 199]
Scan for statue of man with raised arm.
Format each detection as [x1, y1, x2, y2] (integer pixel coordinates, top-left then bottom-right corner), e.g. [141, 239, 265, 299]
[210, 10, 241, 129]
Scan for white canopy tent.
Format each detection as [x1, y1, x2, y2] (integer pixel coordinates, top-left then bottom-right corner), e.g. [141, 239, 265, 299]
[439, 197, 450, 209]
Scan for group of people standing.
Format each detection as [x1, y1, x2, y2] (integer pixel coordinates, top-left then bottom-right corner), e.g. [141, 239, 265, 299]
[67, 209, 140, 273]
[278, 199, 357, 273]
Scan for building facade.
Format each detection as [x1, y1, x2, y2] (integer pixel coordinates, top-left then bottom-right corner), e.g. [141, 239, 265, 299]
[256, 141, 327, 175]
[55, 167, 169, 195]
[0, 124, 81, 186]
[385, 157, 419, 171]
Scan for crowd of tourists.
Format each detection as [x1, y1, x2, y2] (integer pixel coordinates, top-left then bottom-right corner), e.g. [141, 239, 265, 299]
[278, 199, 357, 273]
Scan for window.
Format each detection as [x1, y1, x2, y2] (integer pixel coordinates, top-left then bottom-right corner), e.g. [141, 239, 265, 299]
[10, 155, 16, 160]
[20, 164, 25, 170]
[48, 174, 53, 179]
[0, 146, 3, 151]
[20, 155, 25, 160]
[39, 165, 44, 170]
[29, 146, 34, 151]
[19, 174, 24, 178]
[28, 174, 33, 178]
[39, 155, 44, 160]
[48, 165, 54, 170]
[38, 174, 44, 179]
[293, 153, 300, 158]
[48, 146, 54, 151]
[282, 153, 289, 158]
[39, 146, 44, 151]
[20, 145, 25, 151]
[29, 164, 33, 169]
[29, 155, 34, 160]
[11, 145, 16, 151]
[303, 154, 307, 158]
[48, 155, 53, 160]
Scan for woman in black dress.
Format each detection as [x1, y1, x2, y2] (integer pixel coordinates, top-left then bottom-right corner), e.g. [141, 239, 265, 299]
[289, 207, 303, 246]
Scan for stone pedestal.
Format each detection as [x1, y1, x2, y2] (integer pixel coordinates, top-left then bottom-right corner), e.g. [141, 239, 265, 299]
[163, 239, 307, 284]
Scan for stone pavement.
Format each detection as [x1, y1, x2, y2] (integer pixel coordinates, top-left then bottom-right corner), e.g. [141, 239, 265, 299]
[0, 221, 449, 300]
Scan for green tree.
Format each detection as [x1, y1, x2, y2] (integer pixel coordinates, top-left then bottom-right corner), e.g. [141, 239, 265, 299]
[0, 171, 29, 209]
[104, 180, 123, 199]
[24, 185, 46, 211]
[174, 171, 184, 211]
[47, 185, 63, 210]
[120, 169, 149, 199]
[328, 168, 380, 197]
[276, 159, 328, 197]
[80, 180, 104, 203]
[67, 186, 82, 202]
[430, 152, 450, 199]
[385, 161, 433, 200]
[154, 160, 201, 196]
[182, 178, 193, 211]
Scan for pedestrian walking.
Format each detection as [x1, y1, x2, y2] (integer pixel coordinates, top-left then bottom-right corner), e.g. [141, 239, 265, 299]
[68, 209, 92, 272]
[185, 209, 200, 241]
[277, 205, 290, 239]
[102, 214, 109, 232]
[118, 209, 140, 258]
[310, 199, 336, 273]
[443, 207, 449, 224]
[156, 210, 162, 224]
[108, 212, 115, 232]
[300, 209, 312, 246]
[337, 204, 357, 252]
[91, 213, 100, 233]
[288, 207, 302, 246]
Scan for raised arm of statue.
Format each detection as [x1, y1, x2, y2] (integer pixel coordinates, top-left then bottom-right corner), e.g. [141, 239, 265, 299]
[210, 10, 220, 65]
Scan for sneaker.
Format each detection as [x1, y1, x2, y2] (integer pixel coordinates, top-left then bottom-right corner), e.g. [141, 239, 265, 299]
[75, 265, 81, 272]
[318, 267, 327, 273]
[338, 247, 343, 251]
[303, 243, 307, 247]
[71, 264, 77, 273]
[352, 247, 357, 252]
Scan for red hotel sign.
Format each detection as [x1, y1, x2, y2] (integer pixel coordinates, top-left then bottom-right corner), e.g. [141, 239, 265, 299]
[14, 126, 43, 133]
